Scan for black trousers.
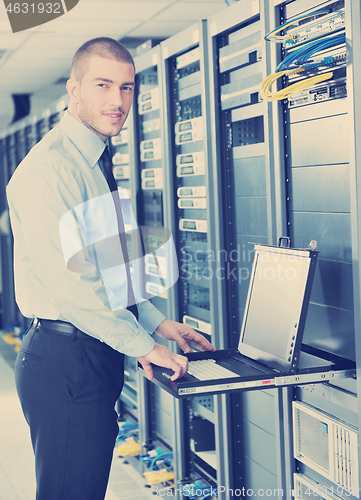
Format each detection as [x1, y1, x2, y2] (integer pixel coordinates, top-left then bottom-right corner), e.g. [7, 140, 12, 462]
[15, 322, 125, 500]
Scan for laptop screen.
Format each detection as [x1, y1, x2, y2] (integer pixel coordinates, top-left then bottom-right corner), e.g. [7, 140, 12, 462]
[238, 245, 317, 372]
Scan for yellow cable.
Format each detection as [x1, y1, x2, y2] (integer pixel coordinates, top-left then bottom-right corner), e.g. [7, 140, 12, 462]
[260, 69, 333, 101]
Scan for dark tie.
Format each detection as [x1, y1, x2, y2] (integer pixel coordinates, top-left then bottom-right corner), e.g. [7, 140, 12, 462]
[99, 146, 138, 319]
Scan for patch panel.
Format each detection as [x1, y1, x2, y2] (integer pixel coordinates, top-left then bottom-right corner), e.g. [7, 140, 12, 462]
[286, 46, 346, 81]
[288, 76, 346, 107]
[284, 7, 345, 48]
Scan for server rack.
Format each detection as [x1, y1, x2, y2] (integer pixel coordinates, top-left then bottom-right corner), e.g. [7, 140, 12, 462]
[348, 0, 361, 491]
[269, 1, 359, 498]
[110, 113, 139, 420]
[111, 45, 179, 478]
[132, 45, 168, 317]
[0, 126, 16, 330]
[0, 96, 67, 331]
[207, 2, 285, 496]
[207, 0, 359, 498]
[0, 115, 35, 330]
[160, 20, 228, 496]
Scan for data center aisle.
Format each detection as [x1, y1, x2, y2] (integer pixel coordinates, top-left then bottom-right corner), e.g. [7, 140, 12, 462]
[0, 335, 156, 500]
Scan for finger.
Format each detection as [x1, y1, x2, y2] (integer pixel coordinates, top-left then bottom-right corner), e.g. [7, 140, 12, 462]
[189, 337, 216, 351]
[170, 363, 182, 381]
[172, 332, 193, 353]
[182, 329, 216, 351]
[138, 360, 154, 380]
[179, 355, 189, 377]
[170, 357, 188, 381]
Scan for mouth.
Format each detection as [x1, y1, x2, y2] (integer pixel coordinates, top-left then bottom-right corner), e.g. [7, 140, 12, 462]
[104, 112, 123, 123]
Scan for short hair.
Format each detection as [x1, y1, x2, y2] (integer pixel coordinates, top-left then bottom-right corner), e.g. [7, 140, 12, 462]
[70, 37, 135, 82]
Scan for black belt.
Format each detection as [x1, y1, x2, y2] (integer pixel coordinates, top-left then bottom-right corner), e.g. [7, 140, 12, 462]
[34, 319, 94, 340]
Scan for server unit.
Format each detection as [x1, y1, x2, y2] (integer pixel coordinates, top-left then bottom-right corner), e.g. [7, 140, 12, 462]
[293, 401, 359, 494]
[293, 473, 345, 500]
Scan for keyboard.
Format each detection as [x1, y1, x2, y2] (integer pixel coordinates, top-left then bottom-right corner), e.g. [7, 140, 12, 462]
[187, 359, 239, 381]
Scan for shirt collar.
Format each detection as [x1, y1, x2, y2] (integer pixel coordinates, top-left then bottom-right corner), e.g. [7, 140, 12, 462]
[58, 111, 107, 168]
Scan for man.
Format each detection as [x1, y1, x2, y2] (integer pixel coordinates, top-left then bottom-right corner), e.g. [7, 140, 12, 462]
[7, 37, 215, 500]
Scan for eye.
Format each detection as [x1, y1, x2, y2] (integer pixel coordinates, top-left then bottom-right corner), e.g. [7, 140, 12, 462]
[98, 83, 107, 88]
[122, 86, 133, 92]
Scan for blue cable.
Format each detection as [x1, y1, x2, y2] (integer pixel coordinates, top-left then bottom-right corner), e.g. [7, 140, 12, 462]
[276, 33, 345, 71]
[149, 452, 173, 471]
[294, 34, 345, 66]
[264, 10, 329, 41]
[277, 33, 345, 70]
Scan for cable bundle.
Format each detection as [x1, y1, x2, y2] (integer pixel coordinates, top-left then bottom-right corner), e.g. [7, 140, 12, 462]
[276, 33, 345, 71]
[260, 69, 333, 102]
[261, 28, 345, 101]
[264, 10, 329, 44]
[141, 448, 174, 493]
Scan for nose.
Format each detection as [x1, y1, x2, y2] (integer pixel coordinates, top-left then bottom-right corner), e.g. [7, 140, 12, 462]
[110, 87, 123, 109]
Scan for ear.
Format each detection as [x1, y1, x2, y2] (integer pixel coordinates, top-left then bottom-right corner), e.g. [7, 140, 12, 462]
[66, 78, 80, 103]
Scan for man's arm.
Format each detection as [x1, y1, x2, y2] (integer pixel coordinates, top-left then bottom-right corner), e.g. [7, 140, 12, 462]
[8, 163, 155, 357]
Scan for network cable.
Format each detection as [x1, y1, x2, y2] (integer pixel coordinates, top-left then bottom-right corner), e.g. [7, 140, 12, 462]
[264, 10, 329, 43]
[149, 451, 173, 471]
[140, 447, 164, 466]
[276, 33, 345, 71]
[260, 68, 333, 102]
[261, 30, 345, 101]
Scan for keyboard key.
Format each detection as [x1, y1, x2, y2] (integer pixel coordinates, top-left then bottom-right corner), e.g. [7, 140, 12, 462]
[187, 359, 239, 381]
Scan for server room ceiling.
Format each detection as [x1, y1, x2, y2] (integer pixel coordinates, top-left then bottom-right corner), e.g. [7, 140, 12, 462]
[0, 0, 227, 127]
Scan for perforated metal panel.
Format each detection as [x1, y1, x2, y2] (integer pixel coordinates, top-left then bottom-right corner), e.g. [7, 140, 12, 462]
[296, 408, 330, 472]
[293, 402, 359, 492]
[293, 473, 344, 500]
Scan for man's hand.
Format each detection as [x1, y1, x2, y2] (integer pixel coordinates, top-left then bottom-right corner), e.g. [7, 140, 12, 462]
[155, 318, 216, 354]
[136, 319, 216, 382]
[137, 343, 188, 382]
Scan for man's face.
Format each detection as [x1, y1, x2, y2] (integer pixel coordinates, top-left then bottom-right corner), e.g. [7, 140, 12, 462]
[72, 55, 135, 141]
